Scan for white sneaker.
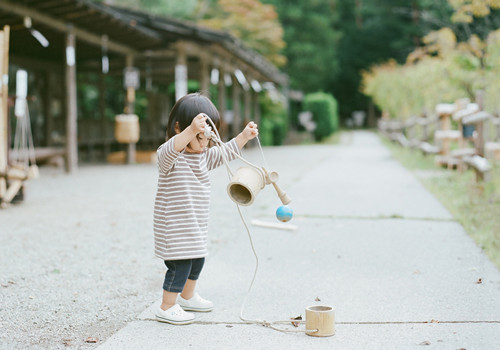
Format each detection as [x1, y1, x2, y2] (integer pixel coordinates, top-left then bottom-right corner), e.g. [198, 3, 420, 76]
[178, 293, 214, 312]
[156, 304, 195, 325]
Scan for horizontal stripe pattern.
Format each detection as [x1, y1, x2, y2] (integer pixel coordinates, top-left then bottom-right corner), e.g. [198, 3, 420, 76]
[153, 136, 240, 260]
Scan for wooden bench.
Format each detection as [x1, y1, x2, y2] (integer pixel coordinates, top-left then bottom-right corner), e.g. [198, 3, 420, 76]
[10, 147, 66, 167]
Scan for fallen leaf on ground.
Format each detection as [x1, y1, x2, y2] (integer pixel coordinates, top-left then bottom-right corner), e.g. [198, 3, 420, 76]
[85, 337, 98, 343]
[419, 340, 431, 345]
[62, 339, 73, 346]
[315, 297, 321, 302]
[290, 315, 302, 327]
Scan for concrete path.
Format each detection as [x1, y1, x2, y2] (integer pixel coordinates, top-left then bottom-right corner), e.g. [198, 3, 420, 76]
[97, 131, 500, 349]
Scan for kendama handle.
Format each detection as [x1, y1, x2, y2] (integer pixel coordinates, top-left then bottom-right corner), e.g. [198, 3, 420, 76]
[272, 182, 291, 205]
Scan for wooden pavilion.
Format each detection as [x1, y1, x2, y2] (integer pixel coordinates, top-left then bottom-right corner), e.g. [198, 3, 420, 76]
[0, 0, 288, 197]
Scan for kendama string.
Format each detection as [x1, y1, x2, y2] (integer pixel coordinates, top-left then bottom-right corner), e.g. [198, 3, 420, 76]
[203, 115, 316, 333]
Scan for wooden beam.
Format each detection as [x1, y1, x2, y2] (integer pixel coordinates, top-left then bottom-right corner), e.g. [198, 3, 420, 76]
[0, 0, 138, 55]
[139, 48, 177, 59]
[65, 26, 78, 173]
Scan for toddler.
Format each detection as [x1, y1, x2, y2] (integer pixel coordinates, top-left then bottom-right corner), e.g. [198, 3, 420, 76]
[153, 92, 258, 324]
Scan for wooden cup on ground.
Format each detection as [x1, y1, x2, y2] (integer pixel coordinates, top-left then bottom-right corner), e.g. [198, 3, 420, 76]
[305, 305, 335, 337]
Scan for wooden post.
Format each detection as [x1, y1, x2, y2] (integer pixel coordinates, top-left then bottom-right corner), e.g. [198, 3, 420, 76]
[252, 88, 260, 126]
[475, 90, 486, 157]
[439, 113, 451, 155]
[217, 66, 227, 139]
[175, 43, 188, 101]
[125, 54, 136, 164]
[199, 54, 210, 95]
[125, 54, 135, 114]
[231, 74, 240, 138]
[243, 86, 251, 125]
[65, 26, 78, 173]
[43, 70, 52, 147]
[99, 65, 109, 156]
[0, 25, 9, 200]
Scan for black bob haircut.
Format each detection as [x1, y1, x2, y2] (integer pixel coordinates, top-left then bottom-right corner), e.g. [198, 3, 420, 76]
[166, 92, 221, 139]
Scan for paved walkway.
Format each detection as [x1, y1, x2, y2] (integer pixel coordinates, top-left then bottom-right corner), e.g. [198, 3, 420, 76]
[99, 131, 500, 349]
[1, 131, 499, 349]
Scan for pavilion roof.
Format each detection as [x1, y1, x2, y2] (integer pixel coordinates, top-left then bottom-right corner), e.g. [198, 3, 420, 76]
[0, 0, 286, 84]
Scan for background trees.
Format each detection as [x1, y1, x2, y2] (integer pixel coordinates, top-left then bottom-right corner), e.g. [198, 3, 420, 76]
[362, 0, 500, 119]
[261, 0, 340, 93]
[103, 0, 500, 122]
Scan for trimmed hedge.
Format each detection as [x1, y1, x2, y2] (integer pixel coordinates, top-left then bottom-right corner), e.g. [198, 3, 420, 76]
[259, 92, 287, 146]
[304, 92, 339, 141]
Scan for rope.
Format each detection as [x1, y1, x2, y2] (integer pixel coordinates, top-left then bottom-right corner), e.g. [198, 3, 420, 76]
[12, 99, 37, 169]
[204, 116, 267, 181]
[203, 116, 317, 334]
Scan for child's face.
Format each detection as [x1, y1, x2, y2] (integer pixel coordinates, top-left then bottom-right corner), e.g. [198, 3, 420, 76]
[185, 133, 209, 153]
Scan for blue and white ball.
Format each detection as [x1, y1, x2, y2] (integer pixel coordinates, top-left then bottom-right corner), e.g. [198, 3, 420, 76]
[276, 205, 293, 222]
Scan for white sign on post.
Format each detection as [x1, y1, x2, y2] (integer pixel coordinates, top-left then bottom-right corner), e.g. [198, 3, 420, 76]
[66, 46, 75, 67]
[210, 68, 219, 85]
[123, 67, 140, 89]
[15, 70, 28, 118]
[175, 64, 187, 101]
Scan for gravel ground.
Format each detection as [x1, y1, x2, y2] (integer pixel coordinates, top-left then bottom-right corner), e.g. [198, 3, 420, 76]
[0, 163, 165, 349]
[0, 143, 336, 350]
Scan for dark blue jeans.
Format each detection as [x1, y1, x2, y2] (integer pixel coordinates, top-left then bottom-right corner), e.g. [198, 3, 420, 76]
[163, 258, 205, 293]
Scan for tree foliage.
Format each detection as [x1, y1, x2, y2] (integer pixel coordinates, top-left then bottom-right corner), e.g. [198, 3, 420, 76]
[449, 0, 500, 23]
[102, 0, 286, 67]
[101, 0, 500, 121]
[199, 0, 286, 67]
[262, 0, 340, 94]
[362, 3, 500, 119]
[329, 0, 456, 119]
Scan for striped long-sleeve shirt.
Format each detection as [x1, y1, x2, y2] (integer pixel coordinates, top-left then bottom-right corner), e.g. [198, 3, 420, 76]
[153, 135, 240, 261]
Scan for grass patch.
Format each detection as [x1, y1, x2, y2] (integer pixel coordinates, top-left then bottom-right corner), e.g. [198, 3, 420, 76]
[285, 129, 344, 146]
[381, 135, 500, 269]
[318, 129, 344, 145]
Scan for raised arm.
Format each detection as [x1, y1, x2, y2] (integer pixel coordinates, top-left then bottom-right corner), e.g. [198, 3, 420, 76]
[173, 114, 208, 152]
[235, 121, 259, 149]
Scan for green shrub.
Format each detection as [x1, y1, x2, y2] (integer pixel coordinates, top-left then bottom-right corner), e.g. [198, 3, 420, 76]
[259, 92, 287, 146]
[304, 92, 339, 141]
[259, 117, 274, 146]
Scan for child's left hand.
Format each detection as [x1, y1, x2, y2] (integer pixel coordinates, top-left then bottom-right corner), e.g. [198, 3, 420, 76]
[242, 121, 259, 141]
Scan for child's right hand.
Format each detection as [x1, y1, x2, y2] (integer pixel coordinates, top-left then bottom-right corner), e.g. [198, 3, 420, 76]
[190, 114, 208, 134]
